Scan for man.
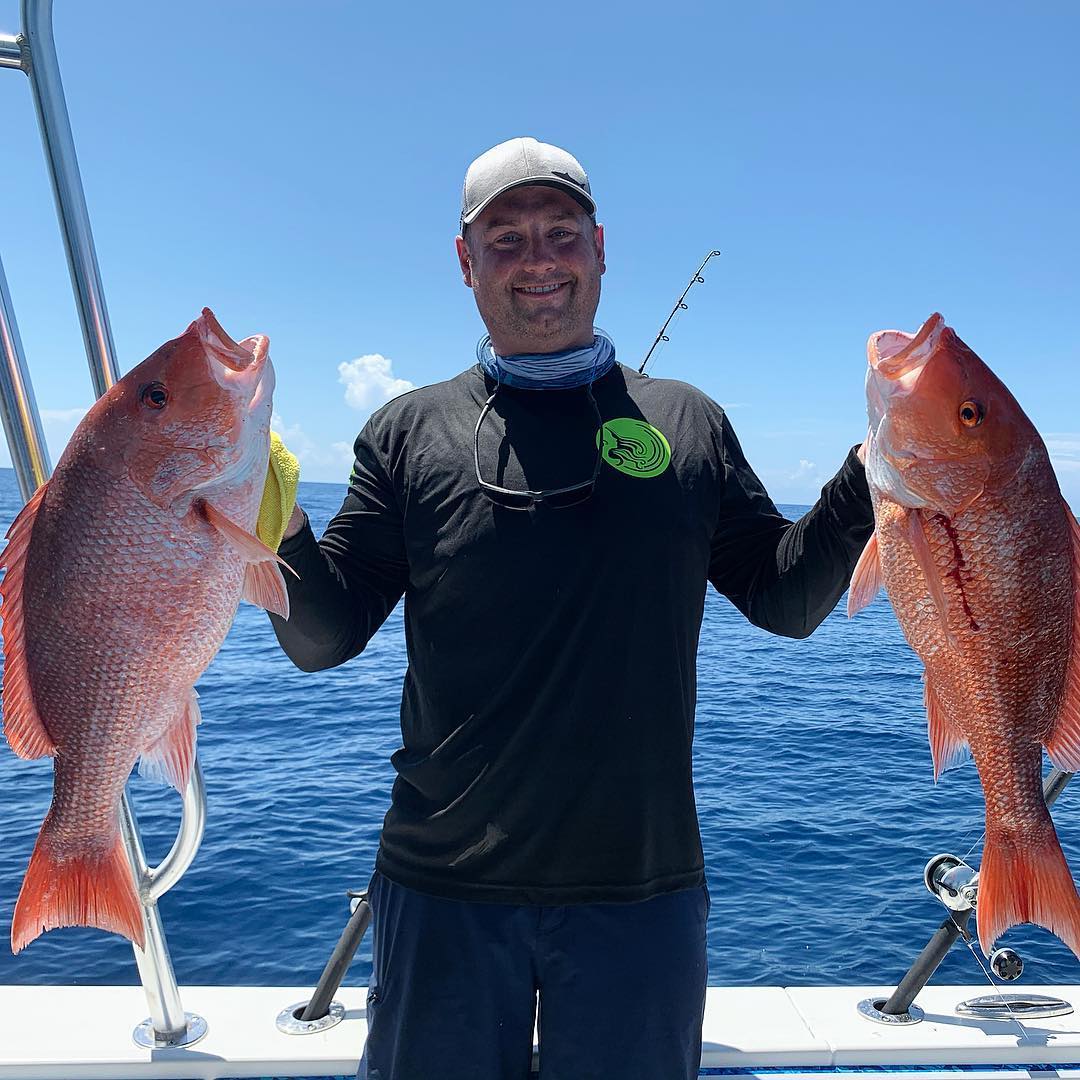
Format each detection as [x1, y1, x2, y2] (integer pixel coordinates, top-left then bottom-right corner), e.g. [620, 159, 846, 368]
[270, 137, 874, 1079]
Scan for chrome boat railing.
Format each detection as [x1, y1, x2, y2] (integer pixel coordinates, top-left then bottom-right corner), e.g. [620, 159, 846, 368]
[0, 0, 208, 1050]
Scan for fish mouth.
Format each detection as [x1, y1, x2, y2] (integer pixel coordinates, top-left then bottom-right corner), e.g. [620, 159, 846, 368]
[868, 313, 945, 383]
[196, 307, 273, 407]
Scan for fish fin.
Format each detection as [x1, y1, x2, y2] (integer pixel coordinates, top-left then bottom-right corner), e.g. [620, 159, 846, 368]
[11, 813, 144, 953]
[199, 499, 290, 567]
[903, 508, 958, 647]
[977, 820, 1080, 960]
[0, 483, 56, 760]
[1046, 509, 1080, 770]
[242, 561, 290, 619]
[847, 532, 883, 616]
[198, 499, 295, 618]
[139, 690, 201, 793]
[924, 674, 969, 782]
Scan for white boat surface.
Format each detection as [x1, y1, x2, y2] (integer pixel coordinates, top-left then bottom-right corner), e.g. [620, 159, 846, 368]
[1, 983, 1078, 1079]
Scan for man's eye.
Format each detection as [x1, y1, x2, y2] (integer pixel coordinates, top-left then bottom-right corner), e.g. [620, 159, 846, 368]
[495, 234, 521, 245]
[551, 229, 573, 240]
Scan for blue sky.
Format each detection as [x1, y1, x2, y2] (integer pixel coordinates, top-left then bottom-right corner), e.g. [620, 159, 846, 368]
[0, 1, 1077, 503]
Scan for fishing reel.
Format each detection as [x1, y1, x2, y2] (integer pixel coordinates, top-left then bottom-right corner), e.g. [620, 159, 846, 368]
[988, 947, 1023, 980]
[924, 853, 979, 912]
[924, 854, 1025, 981]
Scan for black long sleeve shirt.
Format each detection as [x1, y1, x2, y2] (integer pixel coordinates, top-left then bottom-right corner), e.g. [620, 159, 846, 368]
[271, 363, 873, 904]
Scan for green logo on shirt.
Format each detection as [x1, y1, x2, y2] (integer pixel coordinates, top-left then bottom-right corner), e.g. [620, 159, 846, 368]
[597, 419, 672, 478]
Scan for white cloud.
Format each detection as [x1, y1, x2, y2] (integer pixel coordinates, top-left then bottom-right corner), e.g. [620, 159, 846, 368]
[271, 413, 355, 475]
[338, 354, 414, 413]
[788, 459, 821, 482]
[331, 440, 355, 463]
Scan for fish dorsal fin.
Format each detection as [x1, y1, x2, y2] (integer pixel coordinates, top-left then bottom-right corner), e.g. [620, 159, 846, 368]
[925, 673, 970, 781]
[198, 499, 295, 619]
[847, 532, 882, 616]
[0, 483, 56, 760]
[1046, 508, 1080, 770]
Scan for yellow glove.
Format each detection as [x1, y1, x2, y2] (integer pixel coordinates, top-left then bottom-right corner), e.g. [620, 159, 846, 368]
[257, 431, 301, 551]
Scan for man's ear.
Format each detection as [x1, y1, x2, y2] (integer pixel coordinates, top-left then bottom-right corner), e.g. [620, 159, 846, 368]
[595, 223, 606, 275]
[455, 235, 474, 288]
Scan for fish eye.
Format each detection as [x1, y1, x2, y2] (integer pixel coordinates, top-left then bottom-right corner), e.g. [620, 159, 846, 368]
[958, 400, 985, 427]
[140, 382, 169, 410]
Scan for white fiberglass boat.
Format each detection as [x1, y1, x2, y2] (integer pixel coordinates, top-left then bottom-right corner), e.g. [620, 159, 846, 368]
[2, 982, 1080, 1078]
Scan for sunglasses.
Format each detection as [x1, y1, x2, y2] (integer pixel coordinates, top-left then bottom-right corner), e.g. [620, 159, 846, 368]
[473, 382, 603, 510]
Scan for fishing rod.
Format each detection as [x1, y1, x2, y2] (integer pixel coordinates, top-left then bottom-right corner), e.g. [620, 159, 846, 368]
[638, 249, 722, 375]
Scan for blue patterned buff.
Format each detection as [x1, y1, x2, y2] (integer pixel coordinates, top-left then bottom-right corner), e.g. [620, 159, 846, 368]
[476, 328, 616, 389]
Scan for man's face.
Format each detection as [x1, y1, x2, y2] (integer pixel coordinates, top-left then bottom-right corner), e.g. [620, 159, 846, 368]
[456, 186, 605, 357]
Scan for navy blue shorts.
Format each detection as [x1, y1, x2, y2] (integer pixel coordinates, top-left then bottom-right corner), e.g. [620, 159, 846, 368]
[357, 871, 709, 1080]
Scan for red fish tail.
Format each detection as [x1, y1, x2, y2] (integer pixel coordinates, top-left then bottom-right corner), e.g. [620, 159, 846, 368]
[977, 822, 1080, 960]
[11, 813, 145, 954]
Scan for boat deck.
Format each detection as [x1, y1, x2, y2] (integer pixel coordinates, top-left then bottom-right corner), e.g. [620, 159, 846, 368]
[1, 984, 1078, 1079]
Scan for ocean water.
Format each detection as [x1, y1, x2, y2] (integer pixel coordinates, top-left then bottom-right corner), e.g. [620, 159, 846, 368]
[1, 467, 1078, 994]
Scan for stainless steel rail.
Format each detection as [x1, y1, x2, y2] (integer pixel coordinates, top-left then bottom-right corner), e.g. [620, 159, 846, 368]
[0, 255, 51, 499]
[22, 0, 118, 396]
[0, 34, 24, 69]
[1, 0, 207, 1050]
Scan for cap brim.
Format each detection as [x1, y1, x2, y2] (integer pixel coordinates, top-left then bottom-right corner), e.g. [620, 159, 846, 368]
[461, 177, 596, 229]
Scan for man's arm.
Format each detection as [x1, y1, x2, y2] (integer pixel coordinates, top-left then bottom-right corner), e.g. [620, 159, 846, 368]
[708, 412, 874, 639]
[269, 424, 409, 671]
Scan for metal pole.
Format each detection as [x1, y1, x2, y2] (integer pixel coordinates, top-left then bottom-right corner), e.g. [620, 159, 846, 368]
[301, 897, 373, 1022]
[145, 761, 208, 903]
[1044, 767, 1072, 808]
[120, 794, 191, 1046]
[881, 910, 972, 1016]
[0, 34, 24, 69]
[21, 0, 120, 393]
[0, 252, 51, 498]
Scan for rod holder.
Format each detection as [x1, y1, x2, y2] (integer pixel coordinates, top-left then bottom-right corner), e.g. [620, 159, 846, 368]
[278, 891, 373, 1036]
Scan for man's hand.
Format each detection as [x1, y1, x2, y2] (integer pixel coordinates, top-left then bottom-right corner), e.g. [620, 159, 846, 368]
[257, 432, 301, 550]
[281, 502, 306, 542]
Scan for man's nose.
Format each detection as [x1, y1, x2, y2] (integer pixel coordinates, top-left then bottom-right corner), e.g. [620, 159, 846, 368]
[519, 233, 558, 272]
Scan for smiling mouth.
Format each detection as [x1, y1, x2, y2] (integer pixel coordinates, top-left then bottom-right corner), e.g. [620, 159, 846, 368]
[514, 282, 569, 296]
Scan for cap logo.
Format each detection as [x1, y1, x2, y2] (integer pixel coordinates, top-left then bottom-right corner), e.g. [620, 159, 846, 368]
[551, 170, 588, 190]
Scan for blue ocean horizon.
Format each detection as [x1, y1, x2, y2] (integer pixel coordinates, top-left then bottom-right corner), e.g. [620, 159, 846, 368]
[1, 467, 1078, 991]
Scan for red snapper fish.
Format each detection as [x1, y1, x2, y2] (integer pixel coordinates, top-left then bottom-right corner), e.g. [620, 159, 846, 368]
[848, 313, 1080, 957]
[1, 309, 290, 953]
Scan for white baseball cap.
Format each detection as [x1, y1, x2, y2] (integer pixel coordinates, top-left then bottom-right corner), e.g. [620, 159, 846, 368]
[460, 137, 596, 231]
